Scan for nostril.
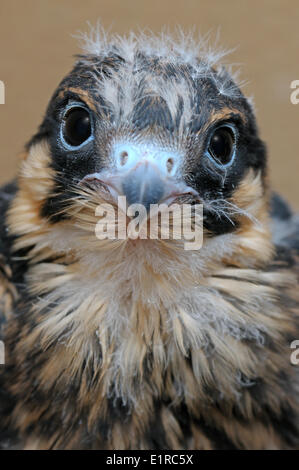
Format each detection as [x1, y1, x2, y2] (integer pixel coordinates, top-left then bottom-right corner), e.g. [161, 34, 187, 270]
[114, 142, 181, 176]
[119, 150, 129, 166]
[166, 158, 174, 174]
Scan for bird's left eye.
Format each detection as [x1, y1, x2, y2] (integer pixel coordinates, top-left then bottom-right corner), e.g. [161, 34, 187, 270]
[61, 106, 92, 148]
[207, 125, 236, 166]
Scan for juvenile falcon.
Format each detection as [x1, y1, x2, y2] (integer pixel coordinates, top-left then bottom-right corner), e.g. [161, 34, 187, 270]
[0, 27, 298, 449]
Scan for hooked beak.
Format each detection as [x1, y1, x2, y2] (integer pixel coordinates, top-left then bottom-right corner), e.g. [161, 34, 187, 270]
[82, 142, 198, 211]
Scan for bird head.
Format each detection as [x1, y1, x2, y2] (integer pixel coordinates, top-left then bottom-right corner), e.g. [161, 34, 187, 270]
[11, 28, 270, 276]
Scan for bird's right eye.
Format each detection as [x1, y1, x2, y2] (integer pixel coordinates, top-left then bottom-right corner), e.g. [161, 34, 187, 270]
[61, 106, 92, 148]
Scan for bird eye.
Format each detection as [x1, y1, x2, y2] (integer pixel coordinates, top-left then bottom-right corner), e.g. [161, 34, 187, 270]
[208, 125, 236, 166]
[61, 106, 92, 148]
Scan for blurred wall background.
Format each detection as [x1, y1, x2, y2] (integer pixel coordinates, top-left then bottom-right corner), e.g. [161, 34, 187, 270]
[0, 0, 298, 207]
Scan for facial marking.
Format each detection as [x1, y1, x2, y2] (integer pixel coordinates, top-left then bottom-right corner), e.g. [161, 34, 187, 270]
[58, 87, 97, 112]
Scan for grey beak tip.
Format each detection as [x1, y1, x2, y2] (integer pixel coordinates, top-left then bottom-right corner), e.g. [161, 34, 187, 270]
[122, 172, 165, 211]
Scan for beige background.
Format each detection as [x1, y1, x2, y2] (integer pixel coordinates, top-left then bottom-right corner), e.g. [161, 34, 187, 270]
[0, 0, 298, 208]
